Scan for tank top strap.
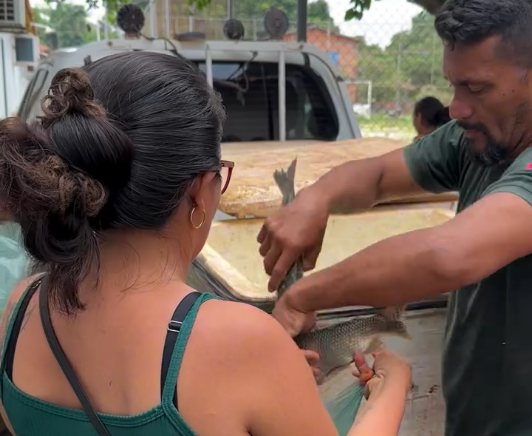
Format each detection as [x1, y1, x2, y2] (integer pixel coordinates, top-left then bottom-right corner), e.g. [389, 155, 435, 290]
[0, 274, 45, 398]
[160, 293, 217, 412]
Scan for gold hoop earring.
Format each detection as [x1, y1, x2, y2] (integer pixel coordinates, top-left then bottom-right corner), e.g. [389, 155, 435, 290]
[190, 204, 206, 229]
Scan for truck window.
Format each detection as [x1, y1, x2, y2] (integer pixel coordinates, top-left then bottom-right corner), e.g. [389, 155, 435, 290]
[17, 68, 49, 121]
[196, 61, 339, 142]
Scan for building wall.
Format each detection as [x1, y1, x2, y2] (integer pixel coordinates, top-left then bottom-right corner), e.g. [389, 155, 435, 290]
[0, 33, 32, 118]
[283, 28, 358, 103]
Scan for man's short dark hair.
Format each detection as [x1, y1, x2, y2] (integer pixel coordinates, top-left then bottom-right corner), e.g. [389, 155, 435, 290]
[435, 0, 532, 68]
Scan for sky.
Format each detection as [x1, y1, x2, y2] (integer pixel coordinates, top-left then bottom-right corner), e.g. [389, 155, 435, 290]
[329, 0, 423, 47]
[29, 0, 423, 48]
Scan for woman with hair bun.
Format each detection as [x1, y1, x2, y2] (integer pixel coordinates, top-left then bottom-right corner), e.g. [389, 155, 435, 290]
[0, 52, 410, 436]
[412, 96, 451, 141]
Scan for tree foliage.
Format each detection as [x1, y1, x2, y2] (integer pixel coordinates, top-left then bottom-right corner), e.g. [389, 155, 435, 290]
[356, 12, 451, 106]
[69, 0, 447, 22]
[34, 4, 95, 49]
[34, 1, 122, 49]
[346, 0, 446, 20]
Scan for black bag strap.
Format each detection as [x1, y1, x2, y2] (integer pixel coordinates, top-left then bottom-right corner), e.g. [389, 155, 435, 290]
[160, 291, 201, 410]
[39, 275, 111, 436]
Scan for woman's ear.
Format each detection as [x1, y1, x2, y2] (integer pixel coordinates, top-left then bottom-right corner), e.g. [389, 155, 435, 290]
[189, 172, 217, 206]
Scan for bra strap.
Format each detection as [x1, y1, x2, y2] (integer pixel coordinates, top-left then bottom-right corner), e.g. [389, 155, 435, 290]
[39, 275, 111, 436]
[160, 291, 201, 410]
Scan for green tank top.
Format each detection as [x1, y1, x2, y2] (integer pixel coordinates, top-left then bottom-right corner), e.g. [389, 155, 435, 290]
[0, 279, 216, 436]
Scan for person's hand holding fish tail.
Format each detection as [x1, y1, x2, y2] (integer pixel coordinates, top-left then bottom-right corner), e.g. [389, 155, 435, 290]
[258, 159, 330, 293]
[260, 159, 412, 436]
[267, 158, 319, 338]
[269, 160, 410, 382]
[353, 351, 411, 400]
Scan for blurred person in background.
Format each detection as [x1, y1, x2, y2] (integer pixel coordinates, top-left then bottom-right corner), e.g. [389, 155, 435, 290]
[412, 96, 451, 141]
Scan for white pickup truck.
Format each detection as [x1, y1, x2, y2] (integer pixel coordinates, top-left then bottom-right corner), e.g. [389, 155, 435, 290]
[17, 38, 362, 140]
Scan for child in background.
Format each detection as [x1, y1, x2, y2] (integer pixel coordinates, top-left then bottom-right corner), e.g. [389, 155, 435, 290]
[412, 96, 451, 141]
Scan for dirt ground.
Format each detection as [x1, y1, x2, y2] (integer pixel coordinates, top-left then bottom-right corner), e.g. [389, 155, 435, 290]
[319, 308, 448, 436]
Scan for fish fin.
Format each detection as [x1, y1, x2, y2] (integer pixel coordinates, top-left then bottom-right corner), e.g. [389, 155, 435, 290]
[316, 371, 327, 385]
[381, 305, 411, 340]
[388, 319, 411, 340]
[381, 305, 406, 321]
[364, 337, 384, 354]
[273, 158, 297, 203]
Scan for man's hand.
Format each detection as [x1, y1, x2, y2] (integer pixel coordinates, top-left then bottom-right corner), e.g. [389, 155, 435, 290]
[257, 188, 329, 292]
[272, 293, 317, 337]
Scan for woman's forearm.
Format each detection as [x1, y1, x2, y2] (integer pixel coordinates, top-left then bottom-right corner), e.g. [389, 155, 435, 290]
[348, 378, 408, 436]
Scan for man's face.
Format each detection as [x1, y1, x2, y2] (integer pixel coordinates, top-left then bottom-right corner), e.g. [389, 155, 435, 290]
[443, 36, 532, 166]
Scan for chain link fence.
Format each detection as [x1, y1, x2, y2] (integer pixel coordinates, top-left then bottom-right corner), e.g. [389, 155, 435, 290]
[143, 0, 452, 141]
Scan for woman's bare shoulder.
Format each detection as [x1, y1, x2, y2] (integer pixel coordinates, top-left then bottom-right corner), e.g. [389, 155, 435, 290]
[193, 298, 287, 348]
[179, 298, 338, 436]
[183, 297, 305, 384]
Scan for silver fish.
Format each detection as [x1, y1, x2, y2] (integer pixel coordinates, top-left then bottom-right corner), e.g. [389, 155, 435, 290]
[273, 158, 410, 381]
[273, 158, 303, 300]
[296, 308, 410, 380]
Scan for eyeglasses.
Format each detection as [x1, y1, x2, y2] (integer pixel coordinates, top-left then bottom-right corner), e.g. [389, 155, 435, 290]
[219, 160, 234, 195]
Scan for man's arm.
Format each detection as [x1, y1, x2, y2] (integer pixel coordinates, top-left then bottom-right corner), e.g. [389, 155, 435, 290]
[287, 191, 532, 312]
[310, 149, 423, 215]
[309, 121, 463, 215]
[259, 122, 463, 292]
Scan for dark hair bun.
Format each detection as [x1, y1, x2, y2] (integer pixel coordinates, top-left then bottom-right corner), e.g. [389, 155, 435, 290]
[0, 68, 135, 313]
[42, 68, 135, 194]
[0, 118, 106, 221]
[43, 68, 106, 122]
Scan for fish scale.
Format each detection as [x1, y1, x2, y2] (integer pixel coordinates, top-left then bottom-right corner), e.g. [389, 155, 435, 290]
[296, 312, 409, 378]
[272, 158, 411, 381]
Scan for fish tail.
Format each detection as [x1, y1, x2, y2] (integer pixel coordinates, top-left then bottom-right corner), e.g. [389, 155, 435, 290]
[273, 158, 297, 205]
[382, 305, 405, 321]
[273, 158, 301, 300]
[381, 305, 411, 340]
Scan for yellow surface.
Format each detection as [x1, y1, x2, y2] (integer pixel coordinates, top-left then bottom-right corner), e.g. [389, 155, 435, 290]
[219, 139, 458, 218]
[198, 207, 455, 302]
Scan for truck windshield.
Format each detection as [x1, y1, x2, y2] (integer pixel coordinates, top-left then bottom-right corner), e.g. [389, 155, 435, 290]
[195, 61, 339, 142]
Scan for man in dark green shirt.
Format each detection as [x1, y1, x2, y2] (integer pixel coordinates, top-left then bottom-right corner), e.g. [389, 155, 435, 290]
[257, 0, 532, 435]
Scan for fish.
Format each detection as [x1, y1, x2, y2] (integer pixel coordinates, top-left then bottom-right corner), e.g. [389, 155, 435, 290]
[272, 158, 411, 382]
[295, 307, 410, 381]
[273, 157, 303, 300]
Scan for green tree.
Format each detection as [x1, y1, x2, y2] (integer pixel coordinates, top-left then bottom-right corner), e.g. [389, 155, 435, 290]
[231, 0, 335, 26]
[356, 12, 452, 106]
[346, 0, 446, 21]
[71, 0, 447, 21]
[34, 3, 98, 49]
[356, 38, 399, 104]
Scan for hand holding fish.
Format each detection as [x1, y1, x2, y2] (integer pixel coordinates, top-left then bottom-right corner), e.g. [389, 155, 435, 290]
[353, 351, 412, 399]
[257, 180, 329, 293]
[272, 292, 316, 337]
[302, 349, 322, 381]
